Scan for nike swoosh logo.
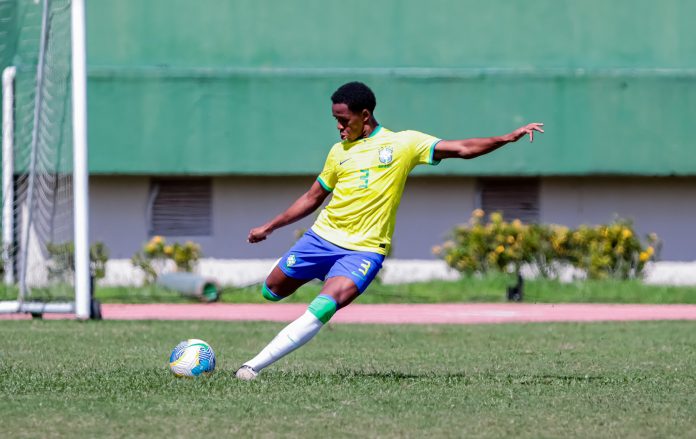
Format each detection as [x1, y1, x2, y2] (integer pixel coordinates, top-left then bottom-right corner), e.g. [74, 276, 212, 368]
[339, 158, 351, 165]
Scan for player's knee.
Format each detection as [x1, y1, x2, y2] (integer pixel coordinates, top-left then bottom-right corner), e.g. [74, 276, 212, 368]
[307, 294, 337, 324]
[261, 282, 284, 302]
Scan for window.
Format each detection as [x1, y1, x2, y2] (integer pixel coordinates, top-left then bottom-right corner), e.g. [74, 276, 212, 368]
[148, 178, 212, 236]
[478, 178, 540, 223]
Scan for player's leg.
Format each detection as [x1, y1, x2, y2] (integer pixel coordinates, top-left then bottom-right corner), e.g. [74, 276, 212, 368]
[259, 230, 332, 302]
[236, 252, 382, 380]
[260, 265, 311, 301]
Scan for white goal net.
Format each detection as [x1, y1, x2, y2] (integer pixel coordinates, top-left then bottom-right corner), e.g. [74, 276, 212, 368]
[1, 0, 91, 318]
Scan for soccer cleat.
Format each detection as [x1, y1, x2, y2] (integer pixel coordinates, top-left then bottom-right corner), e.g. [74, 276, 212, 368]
[235, 365, 259, 381]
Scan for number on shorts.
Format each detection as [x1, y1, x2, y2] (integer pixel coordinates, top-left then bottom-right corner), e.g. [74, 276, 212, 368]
[358, 259, 371, 276]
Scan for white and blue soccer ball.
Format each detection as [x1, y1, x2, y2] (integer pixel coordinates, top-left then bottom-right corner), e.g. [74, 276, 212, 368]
[169, 339, 216, 377]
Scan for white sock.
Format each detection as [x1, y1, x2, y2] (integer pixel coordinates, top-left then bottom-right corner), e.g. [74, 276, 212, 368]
[244, 311, 324, 372]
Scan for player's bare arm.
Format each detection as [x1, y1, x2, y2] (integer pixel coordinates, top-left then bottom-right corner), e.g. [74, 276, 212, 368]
[433, 123, 544, 161]
[247, 181, 330, 243]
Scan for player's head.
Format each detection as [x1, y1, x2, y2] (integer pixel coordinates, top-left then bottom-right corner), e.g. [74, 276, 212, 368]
[331, 82, 376, 141]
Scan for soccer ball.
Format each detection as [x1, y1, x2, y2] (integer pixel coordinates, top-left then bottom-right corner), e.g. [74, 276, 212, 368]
[169, 339, 216, 377]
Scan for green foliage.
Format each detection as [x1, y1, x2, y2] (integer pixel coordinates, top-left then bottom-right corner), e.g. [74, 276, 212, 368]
[131, 236, 201, 283]
[45, 241, 110, 282]
[435, 210, 661, 280]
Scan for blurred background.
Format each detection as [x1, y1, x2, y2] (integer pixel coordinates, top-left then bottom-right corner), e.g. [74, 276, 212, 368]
[1, 0, 695, 286]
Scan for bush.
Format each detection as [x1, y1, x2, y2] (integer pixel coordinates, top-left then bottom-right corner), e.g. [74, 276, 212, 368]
[433, 210, 660, 280]
[46, 241, 110, 282]
[131, 236, 201, 284]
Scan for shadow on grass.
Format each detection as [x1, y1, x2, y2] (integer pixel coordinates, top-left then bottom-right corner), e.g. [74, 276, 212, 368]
[262, 370, 648, 385]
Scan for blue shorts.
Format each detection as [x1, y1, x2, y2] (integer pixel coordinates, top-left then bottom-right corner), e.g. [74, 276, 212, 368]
[277, 229, 385, 293]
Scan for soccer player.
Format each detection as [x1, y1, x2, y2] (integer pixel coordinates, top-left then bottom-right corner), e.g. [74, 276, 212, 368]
[235, 82, 543, 380]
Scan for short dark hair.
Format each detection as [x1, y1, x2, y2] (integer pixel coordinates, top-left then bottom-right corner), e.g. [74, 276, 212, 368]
[331, 81, 376, 114]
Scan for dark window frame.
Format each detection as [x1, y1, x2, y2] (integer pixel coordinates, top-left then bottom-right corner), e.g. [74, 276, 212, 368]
[147, 178, 212, 237]
[476, 177, 540, 223]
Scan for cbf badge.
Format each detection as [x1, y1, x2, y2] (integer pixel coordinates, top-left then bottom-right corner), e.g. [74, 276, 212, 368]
[378, 146, 393, 165]
[286, 254, 296, 267]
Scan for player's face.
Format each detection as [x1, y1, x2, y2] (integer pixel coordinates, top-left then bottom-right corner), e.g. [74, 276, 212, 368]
[332, 103, 367, 142]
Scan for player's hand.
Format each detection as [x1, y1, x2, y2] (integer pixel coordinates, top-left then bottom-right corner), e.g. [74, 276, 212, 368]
[248, 225, 272, 243]
[509, 123, 544, 143]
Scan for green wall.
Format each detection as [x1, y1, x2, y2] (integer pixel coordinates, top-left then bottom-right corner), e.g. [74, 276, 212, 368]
[6, 0, 696, 175]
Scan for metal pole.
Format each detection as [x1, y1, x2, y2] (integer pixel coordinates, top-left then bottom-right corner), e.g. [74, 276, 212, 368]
[2, 66, 16, 284]
[72, 0, 90, 319]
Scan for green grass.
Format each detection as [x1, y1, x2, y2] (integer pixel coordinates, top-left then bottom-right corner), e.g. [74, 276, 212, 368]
[92, 275, 696, 304]
[3, 274, 696, 304]
[1, 320, 695, 438]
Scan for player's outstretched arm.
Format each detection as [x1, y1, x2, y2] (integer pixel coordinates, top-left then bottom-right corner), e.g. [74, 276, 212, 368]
[432, 123, 544, 161]
[247, 181, 330, 243]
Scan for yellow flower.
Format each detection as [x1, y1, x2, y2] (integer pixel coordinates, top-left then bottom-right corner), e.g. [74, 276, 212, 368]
[151, 235, 164, 245]
[646, 246, 654, 256]
[506, 236, 515, 244]
[495, 245, 505, 254]
[615, 245, 624, 255]
[639, 252, 649, 262]
[144, 243, 157, 254]
[621, 229, 632, 239]
[512, 219, 523, 229]
[472, 208, 485, 218]
[431, 245, 442, 255]
[490, 212, 503, 223]
[164, 245, 174, 256]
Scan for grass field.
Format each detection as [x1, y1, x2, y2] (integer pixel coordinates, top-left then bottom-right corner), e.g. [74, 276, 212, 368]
[1, 320, 695, 438]
[3, 275, 696, 305]
[91, 275, 696, 304]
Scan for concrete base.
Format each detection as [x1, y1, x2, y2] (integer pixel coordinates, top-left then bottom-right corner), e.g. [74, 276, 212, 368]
[99, 259, 696, 287]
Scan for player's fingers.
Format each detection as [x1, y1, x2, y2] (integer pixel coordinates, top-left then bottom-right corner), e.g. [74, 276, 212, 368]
[529, 130, 534, 142]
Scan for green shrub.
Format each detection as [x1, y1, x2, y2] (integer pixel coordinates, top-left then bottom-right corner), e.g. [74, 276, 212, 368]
[434, 210, 659, 280]
[46, 241, 110, 282]
[131, 236, 201, 284]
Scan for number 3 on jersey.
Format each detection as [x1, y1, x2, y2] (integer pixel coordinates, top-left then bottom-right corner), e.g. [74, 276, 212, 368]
[358, 169, 370, 188]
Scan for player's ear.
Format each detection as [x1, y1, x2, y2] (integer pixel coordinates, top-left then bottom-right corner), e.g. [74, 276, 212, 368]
[361, 109, 371, 122]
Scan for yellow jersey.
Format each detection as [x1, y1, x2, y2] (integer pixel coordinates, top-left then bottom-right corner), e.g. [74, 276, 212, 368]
[312, 126, 440, 255]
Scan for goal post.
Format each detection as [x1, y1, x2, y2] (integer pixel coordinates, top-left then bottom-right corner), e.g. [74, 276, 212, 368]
[71, 0, 90, 319]
[0, 0, 92, 319]
[2, 65, 15, 285]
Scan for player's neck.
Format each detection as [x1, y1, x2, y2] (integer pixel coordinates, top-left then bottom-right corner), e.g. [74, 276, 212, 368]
[361, 119, 380, 139]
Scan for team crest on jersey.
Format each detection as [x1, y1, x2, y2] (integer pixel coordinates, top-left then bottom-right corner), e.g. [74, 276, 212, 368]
[378, 146, 393, 165]
[286, 254, 297, 267]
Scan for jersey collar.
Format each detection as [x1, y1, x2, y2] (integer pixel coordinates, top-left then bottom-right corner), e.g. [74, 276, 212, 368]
[341, 124, 384, 147]
[368, 124, 382, 138]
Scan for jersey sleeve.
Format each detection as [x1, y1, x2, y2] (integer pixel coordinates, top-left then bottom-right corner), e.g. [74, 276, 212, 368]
[317, 147, 338, 192]
[403, 130, 442, 167]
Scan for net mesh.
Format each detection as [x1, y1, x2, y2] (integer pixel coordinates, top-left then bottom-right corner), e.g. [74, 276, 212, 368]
[6, 0, 74, 301]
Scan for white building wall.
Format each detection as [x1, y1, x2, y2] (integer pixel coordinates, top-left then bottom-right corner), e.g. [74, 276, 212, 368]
[90, 176, 696, 262]
[540, 177, 696, 261]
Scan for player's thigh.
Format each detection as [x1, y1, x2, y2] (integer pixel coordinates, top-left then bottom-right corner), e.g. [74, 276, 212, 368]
[322, 252, 384, 308]
[320, 276, 361, 309]
[265, 266, 312, 298]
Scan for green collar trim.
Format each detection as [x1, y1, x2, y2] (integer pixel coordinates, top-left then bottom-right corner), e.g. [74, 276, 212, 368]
[368, 125, 382, 138]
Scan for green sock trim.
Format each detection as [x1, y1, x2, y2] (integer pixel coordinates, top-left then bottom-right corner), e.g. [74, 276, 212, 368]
[262, 283, 282, 302]
[308, 295, 337, 324]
